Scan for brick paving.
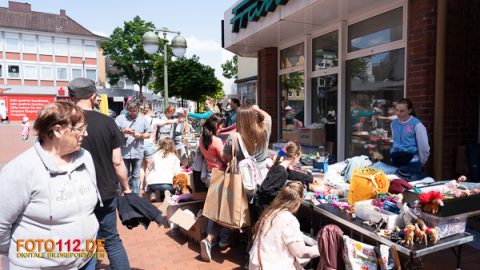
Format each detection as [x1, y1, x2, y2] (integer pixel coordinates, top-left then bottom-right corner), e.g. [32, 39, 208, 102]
[1, 123, 480, 269]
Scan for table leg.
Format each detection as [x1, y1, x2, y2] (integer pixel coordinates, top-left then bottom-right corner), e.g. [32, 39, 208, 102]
[451, 244, 463, 270]
[405, 255, 423, 270]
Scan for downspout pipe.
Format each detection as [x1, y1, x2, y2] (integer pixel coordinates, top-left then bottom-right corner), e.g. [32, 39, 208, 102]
[433, 0, 447, 179]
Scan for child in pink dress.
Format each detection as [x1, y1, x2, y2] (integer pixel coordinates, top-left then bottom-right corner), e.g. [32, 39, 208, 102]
[21, 116, 30, 141]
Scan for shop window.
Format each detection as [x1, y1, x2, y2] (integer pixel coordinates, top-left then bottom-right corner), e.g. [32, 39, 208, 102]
[312, 31, 338, 71]
[6, 37, 19, 52]
[345, 48, 405, 161]
[311, 74, 338, 156]
[41, 67, 53, 80]
[280, 43, 304, 69]
[56, 67, 68, 81]
[24, 66, 38, 80]
[86, 69, 97, 81]
[348, 7, 403, 52]
[71, 68, 83, 79]
[8, 65, 20, 78]
[280, 71, 304, 132]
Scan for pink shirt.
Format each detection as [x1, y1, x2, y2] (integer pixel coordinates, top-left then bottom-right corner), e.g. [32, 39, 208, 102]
[199, 135, 226, 172]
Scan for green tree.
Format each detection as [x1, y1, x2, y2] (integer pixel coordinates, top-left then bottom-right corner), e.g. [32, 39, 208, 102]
[101, 16, 160, 97]
[221, 55, 238, 79]
[152, 55, 223, 104]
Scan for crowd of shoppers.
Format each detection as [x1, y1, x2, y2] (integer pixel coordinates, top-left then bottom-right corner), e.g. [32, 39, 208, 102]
[0, 74, 433, 270]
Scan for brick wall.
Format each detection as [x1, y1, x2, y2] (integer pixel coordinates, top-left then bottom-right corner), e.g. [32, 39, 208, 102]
[407, 0, 438, 175]
[257, 47, 279, 143]
[408, 0, 480, 178]
[442, 0, 480, 178]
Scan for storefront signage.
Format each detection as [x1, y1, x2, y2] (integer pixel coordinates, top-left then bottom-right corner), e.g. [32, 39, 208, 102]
[5, 95, 54, 121]
[230, 0, 289, 33]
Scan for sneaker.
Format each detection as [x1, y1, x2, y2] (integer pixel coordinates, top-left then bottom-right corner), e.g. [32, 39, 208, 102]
[200, 238, 212, 262]
[164, 190, 172, 202]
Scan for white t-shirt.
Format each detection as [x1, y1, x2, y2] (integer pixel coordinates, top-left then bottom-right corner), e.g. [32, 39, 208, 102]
[146, 150, 181, 185]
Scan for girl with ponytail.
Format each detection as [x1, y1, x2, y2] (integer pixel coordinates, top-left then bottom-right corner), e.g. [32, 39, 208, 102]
[254, 141, 315, 219]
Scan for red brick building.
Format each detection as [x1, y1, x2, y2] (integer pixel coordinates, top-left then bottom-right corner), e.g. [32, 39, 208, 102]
[223, 0, 479, 179]
[0, 1, 104, 121]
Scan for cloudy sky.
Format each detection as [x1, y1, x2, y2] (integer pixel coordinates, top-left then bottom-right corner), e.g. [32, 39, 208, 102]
[3, 0, 237, 93]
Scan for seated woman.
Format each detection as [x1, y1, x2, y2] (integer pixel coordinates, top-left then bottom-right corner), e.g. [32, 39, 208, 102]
[0, 102, 99, 270]
[145, 137, 182, 201]
[249, 182, 320, 269]
[390, 98, 430, 179]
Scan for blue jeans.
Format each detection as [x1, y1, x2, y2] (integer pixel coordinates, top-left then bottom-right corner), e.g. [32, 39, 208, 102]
[124, 158, 142, 194]
[95, 197, 130, 270]
[79, 257, 96, 270]
[147, 183, 175, 195]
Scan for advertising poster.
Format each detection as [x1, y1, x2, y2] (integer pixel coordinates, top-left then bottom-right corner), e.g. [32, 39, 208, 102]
[5, 95, 55, 121]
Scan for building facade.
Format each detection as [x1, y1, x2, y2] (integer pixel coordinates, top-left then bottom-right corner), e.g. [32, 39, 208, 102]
[0, 1, 104, 120]
[223, 0, 480, 179]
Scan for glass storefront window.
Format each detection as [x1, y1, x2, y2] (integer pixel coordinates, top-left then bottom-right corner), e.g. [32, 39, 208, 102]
[280, 71, 305, 132]
[348, 7, 403, 52]
[312, 31, 338, 71]
[312, 74, 338, 155]
[280, 43, 304, 69]
[345, 48, 405, 161]
[238, 81, 257, 105]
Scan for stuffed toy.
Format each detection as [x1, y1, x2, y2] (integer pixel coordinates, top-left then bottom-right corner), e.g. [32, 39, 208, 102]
[173, 173, 192, 195]
[403, 224, 416, 246]
[426, 226, 439, 244]
[414, 220, 428, 245]
[419, 191, 444, 214]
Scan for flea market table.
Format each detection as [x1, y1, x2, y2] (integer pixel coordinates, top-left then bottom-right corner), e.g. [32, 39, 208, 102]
[301, 202, 475, 270]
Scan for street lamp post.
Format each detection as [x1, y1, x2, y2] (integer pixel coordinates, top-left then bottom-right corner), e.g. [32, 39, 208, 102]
[142, 27, 187, 109]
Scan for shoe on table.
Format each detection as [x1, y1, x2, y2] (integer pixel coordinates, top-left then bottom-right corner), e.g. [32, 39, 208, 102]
[200, 238, 212, 262]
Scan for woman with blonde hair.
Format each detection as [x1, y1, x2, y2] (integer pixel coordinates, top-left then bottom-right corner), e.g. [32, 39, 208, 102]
[223, 104, 272, 178]
[188, 98, 218, 120]
[249, 182, 319, 269]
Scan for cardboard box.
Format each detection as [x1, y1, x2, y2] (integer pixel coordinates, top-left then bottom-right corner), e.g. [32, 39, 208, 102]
[159, 199, 204, 219]
[297, 128, 325, 146]
[282, 130, 299, 142]
[169, 207, 208, 243]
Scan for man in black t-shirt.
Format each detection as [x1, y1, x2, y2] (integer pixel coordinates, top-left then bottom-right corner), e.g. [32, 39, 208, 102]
[69, 77, 131, 269]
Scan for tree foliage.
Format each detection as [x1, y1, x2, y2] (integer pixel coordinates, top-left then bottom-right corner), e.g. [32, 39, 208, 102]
[152, 55, 223, 103]
[101, 16, 161, 96]
[221, 55, 238, 79]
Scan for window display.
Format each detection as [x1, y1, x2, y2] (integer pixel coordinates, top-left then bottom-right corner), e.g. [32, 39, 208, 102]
[346, 49, 405, 161]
